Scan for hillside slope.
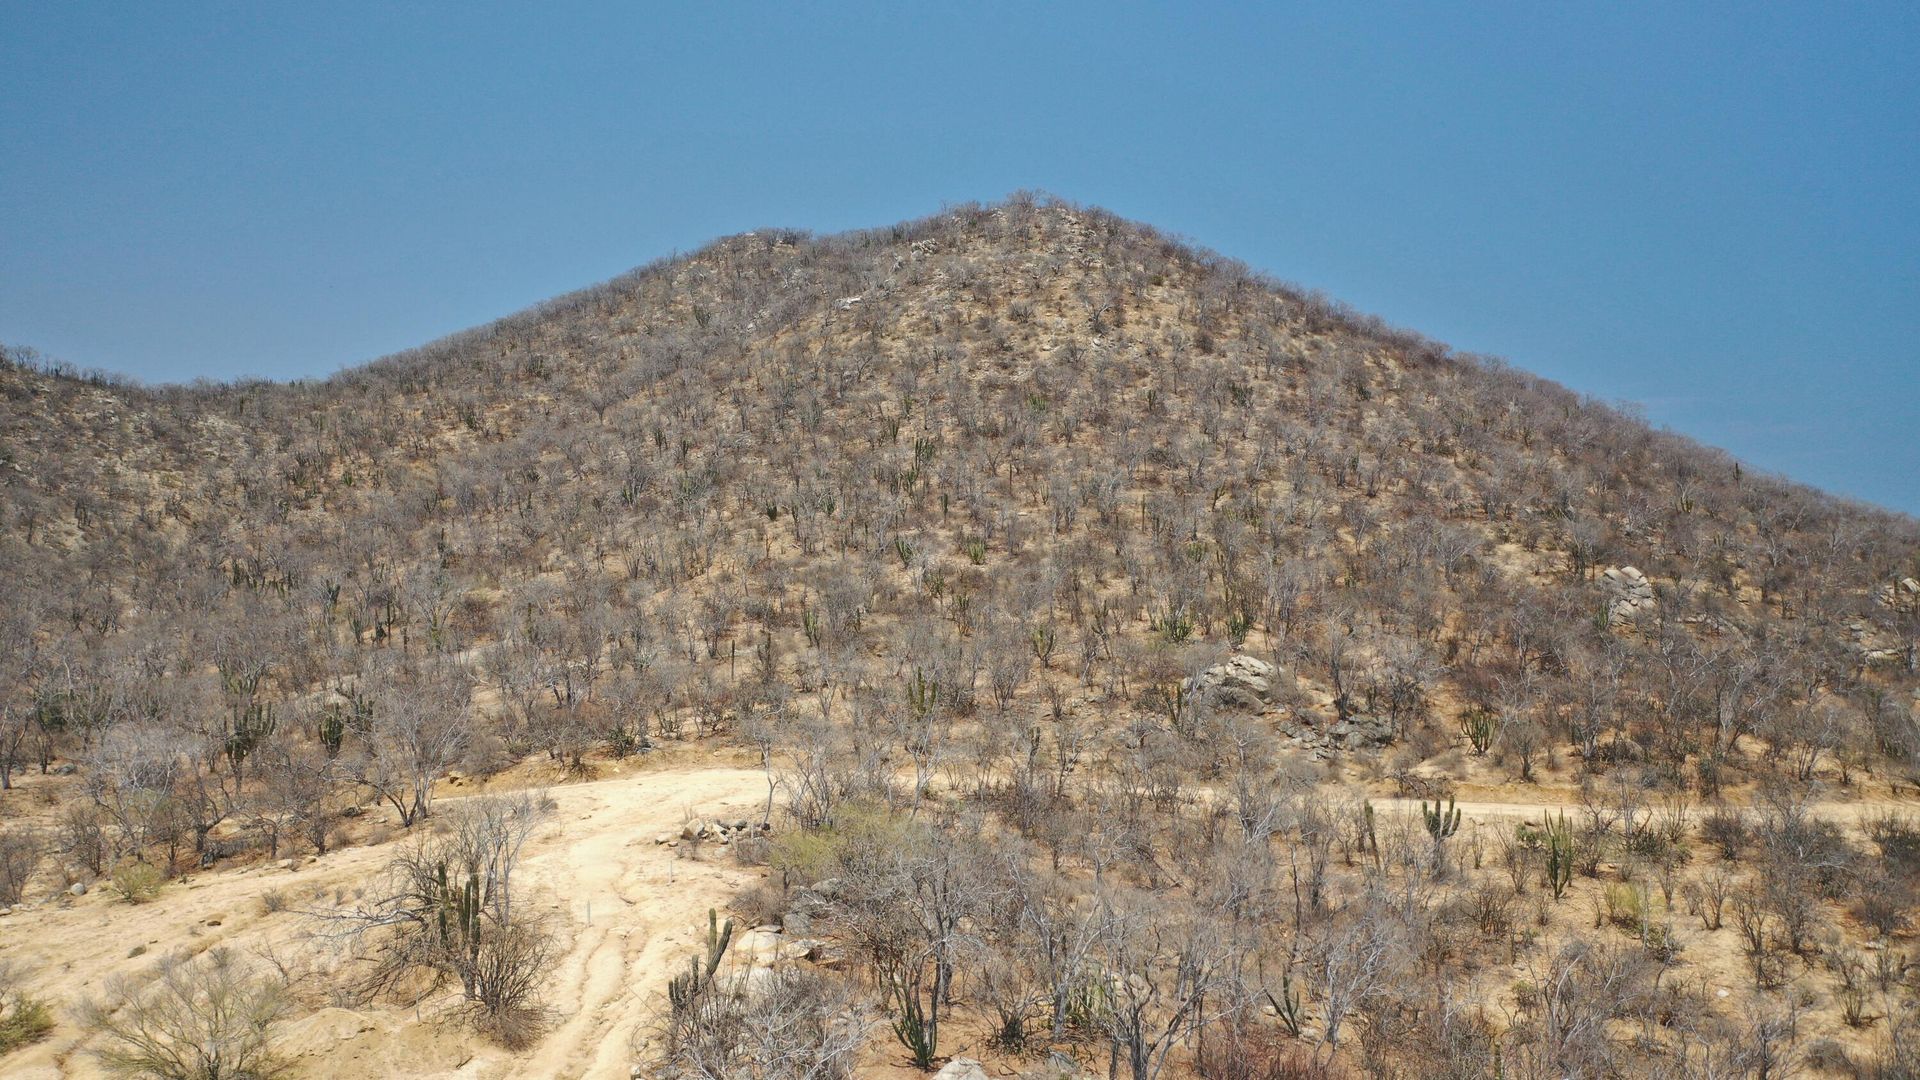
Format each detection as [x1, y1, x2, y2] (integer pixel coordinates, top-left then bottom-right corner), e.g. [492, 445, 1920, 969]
[4, 197, 1914, 768]
[3, 196, 1919, 1078]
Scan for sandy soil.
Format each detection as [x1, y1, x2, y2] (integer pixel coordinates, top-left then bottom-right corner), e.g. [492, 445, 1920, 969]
[1, 758, 775, 1079]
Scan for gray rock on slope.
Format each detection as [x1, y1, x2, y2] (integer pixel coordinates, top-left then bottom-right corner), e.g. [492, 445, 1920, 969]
[1602, 566, 1656, 625]
[1185, 655, 1281, 712]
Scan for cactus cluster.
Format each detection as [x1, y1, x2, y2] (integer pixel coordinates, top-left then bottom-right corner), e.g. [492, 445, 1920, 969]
[668, 908, 735, 1015]
[1422, 798, 1461, 842]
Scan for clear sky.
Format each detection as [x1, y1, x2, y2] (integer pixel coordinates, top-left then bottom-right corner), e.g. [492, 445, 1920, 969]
[4, 3, 1916, 513]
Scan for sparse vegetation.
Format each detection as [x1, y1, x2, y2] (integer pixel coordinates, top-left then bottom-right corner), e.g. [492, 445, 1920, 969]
[0, 197, 1917, 1075]
[81, 948, 288, 1080]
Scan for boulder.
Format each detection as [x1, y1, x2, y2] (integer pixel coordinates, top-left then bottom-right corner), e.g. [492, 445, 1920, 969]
[1185, 655, 1283, 712]
[1602, 566, 1657, 625]
[932, 1059, 990, 1080]
[68, 882, 87, 897]
[1328, 714, 1393, 749]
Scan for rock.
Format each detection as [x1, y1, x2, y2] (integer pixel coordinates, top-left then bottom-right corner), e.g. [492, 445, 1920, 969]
[68, 882, 87, 897]
[653, 834, 674, 845]
[785, 938, 829, 962]
[679, 823, 699, 841]
[734, 928, 814, 965]
[932, 1058, 990, 1080]
[1602, 566, 1657, 625]
[277, 859, 297, 871]
[1185, 655, 1284, 712]
[1330, 715, 1393, 748]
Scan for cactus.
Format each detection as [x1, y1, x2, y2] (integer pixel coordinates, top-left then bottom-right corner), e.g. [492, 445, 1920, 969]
[1544, 811, 1574, 900]
[668, 908, 735, 1015]
[892, 986, 936, 1070]
[893, 537, 915, 568]
[1267, 969, 1305, 1038]
[224, 699, 277, 774]
[1363, 801, 1380, 868]
[1460, 709, 1498, 755]
[317, 706, 346, 758]
[1423, 798, 1461, 842]
[907, 666, 940, 719]
[1029, 624, 1056, 665]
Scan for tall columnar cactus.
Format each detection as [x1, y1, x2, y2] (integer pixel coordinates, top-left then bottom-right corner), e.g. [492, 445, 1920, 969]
[1363, 801, 1381, 869]
[906, 666, 939, 719]
[1267, 968, 1305, 1038]
[1460, 709, 1498, 755]
[669, 908, 735, 1015]
[1544, 811, 1575, 900]
[1423, 798, 1461, 842]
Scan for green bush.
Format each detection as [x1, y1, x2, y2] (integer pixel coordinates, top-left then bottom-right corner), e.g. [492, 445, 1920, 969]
[0, 982, 54, 1052]
[110, 860, 165, 904]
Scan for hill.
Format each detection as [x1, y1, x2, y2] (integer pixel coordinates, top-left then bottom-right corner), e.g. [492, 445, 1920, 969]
[2, 196, 1918, 1078]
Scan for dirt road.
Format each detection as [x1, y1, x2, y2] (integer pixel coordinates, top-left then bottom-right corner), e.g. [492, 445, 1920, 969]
[1, 759, 772, 1079]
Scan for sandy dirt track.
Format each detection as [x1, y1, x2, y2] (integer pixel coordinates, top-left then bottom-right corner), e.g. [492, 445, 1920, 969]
[1, 759, 773, 1079]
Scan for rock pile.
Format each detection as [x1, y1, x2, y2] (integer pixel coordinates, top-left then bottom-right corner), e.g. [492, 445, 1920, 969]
[653, 818, 770, 848]
[1185, 655, 1282, 712]
[1602, 566, 1656, 625]
[1276, 714, 1394, 761]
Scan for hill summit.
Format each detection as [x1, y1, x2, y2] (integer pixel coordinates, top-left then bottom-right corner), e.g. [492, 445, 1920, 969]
[2, 196, 1918, 1078]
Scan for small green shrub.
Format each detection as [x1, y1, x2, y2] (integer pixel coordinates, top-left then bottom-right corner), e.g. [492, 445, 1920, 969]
[110, 860, 165, 904]
[0, 975, 54, 1052]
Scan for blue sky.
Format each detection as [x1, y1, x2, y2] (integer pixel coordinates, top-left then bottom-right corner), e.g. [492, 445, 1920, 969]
[3, 3, 1916, 512]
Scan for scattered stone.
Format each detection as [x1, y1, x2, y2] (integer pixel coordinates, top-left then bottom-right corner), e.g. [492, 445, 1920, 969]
[68, 882, 87, 897]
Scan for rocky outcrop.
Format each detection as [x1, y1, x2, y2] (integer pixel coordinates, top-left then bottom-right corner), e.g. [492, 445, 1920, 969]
[1185, 655, 1284, 712]
[1602, 566, 1656, 626]
[1276, 713, 1394, 761]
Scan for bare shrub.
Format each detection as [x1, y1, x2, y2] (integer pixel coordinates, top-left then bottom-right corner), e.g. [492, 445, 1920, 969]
[0, 828, 42, 905]
[653, 966, 870, 1080]
[81, 947, 288, 1080]
[318, 792, 555, 1046]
